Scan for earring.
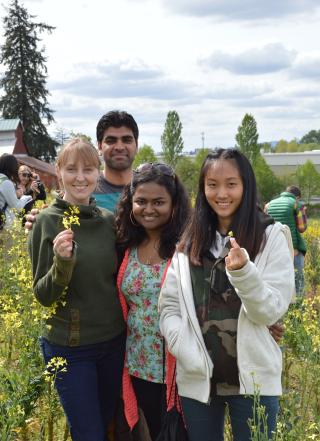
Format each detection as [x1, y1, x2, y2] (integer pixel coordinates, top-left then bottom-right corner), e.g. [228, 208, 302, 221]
[130, 211, 139, 227]
[170, 209, 175, 222]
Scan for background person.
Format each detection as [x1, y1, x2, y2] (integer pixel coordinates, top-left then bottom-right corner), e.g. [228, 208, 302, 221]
[159, 149, 294, 441]
[0, 154, 32, 230]
[94, 110, 139, 212]
[116, 163, 190, 440]
[266, 185, 307, 296]
[18, 165, 46, 223]
[28, 139, 126, 441]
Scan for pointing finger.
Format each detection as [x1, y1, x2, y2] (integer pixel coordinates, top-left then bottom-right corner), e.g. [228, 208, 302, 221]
[230, 237, 240, 249]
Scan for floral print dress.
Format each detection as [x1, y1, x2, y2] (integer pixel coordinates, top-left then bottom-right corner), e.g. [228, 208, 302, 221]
[121, 248, 167, 384]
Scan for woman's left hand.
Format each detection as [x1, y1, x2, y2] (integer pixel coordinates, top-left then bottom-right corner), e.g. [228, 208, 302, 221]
[225, 238, 248, 271]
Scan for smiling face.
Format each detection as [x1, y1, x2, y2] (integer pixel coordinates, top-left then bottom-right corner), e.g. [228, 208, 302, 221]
[132, 182, 173, 235]
[204, 158, 244, 234]
[98, 126, 138, 171]
[56, 153, 99, 206]
[18, 166, 32, 186]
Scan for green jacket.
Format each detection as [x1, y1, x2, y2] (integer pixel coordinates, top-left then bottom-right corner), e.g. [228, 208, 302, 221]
[267, 192, 306, 254]
[28, 197, 125, 346]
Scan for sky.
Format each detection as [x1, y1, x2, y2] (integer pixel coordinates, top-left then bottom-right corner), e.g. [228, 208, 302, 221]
[1, 0, 320, 152]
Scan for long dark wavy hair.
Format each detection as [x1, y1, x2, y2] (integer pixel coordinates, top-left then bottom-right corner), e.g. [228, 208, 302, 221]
[115, 164, 190, 259]
[179, 148, 271, 263]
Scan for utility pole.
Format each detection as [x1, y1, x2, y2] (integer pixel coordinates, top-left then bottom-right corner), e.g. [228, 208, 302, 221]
[201, 132, 205, 149]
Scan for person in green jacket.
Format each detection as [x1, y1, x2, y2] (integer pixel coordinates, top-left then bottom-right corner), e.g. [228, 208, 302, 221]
[28, 138, 126, 441]
[266, 185, 307, 296]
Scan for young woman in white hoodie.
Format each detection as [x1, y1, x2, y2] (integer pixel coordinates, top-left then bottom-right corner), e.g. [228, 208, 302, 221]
[159, 148, 294, 441]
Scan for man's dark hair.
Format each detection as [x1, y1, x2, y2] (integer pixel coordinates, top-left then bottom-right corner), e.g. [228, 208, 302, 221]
[96, 110, 139, 143]
[286, 185, 301, 198]
[0, 154, 19, 183]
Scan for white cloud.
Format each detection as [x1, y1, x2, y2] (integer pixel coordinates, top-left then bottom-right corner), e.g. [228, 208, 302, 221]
[50, 60, 197, 101]
[291, 55, 320, 80]
[201, 43, 296, 75]
[160, 0, 320, 21]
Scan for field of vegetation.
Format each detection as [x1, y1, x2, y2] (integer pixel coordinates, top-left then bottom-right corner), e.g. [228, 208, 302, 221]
[0, 216, 320, 440]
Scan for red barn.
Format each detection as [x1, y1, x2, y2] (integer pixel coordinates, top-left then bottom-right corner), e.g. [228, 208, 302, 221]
[0, 118, 58, 189]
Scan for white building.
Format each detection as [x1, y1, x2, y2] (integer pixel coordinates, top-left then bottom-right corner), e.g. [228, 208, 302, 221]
[262, 151, 320, 175]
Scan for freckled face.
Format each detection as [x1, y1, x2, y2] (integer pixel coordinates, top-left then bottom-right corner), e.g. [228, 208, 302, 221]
[204, 159, 243, 233]
[132, 182, 173, 234]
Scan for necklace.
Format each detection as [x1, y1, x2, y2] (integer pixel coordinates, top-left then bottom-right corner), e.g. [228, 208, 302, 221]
[138, 239, 161, 265]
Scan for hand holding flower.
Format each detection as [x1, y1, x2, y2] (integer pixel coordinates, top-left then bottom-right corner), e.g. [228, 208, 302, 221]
[53, 229, 74, 258]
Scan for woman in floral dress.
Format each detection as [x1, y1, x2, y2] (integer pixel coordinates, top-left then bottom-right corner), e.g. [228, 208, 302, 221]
[115, 163, 190, 440]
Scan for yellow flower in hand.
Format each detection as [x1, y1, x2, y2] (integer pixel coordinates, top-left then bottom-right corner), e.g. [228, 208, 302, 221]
[62, 205, 80, 230]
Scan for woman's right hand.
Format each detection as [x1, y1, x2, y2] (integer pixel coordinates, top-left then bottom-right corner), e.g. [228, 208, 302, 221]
[53, 229, 74, 258]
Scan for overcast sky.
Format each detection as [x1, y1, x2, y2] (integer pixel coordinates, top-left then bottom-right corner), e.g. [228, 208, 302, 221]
[1, 0, 320, 151]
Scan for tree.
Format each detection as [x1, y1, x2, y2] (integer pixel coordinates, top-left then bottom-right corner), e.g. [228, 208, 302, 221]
[275, 139, 289, 153]
[69, 131, 92, 144]
[133, 144, 157, 168]
[194, 148, 211, 173]
[175, 156, 197, 197]
[295, 160, 320, 204]
[235, 113, 260, 165]
[161, 110, 184, 169]
[287, 139, 300, 152]
[259, 142, 272, 153]
[0, 0, 57, 160]
[300, 129, 320, 144]
[253, 155, 281, 204]
[54, 127, 71, 147]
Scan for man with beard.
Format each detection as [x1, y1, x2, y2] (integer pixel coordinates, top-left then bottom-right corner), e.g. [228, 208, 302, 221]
[94, 110, 139, 212]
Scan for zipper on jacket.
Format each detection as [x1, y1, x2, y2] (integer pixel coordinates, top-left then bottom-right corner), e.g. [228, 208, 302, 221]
[236, 308, 247, 394]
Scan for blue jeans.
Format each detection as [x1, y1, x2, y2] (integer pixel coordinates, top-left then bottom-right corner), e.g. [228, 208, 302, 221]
[180, 395, 279, 441]
[40, 333, 126, 441]
[294, 252, 305, 296]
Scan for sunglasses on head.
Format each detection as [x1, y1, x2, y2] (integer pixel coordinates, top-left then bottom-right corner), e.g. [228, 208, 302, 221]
[134, 162, 175, 178]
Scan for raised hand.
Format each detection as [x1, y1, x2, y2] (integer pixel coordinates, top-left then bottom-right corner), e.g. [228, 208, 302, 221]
[225, 237, 248, 271]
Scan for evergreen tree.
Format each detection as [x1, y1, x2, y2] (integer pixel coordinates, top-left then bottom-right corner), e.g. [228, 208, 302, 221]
[161, 110, 184, 168]
[235, 113, 260, 165]
[0, 0, 58, 160]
